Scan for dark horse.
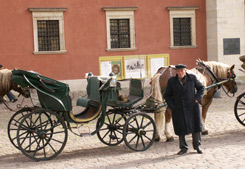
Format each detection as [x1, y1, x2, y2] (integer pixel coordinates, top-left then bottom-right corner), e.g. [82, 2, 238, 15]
[152, 60, 238, 141]
[0, 69, 29, 102]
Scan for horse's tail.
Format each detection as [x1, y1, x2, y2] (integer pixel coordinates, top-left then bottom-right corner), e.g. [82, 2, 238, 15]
[151, 73, 163, 102]
[0, 69, 13, 96]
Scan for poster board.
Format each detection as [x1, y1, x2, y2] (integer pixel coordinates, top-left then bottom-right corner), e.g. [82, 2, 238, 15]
[99, 56, 123, 80]
[99, 54, 169, 80]
[124, 55, 147, 79]
[147, 54, 169, 77]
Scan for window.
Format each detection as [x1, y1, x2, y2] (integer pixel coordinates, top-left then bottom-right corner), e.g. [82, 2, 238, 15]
[110, 19, 130, 48]
[173, 18, 191, 46]
[29, 8, 67, 54]
[103, 7, 137, 51]
[37, 20, 60, 51]
[167, 7, 198, 49]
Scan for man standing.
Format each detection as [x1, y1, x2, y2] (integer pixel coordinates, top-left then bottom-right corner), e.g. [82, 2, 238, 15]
[164, 64, 205, 155]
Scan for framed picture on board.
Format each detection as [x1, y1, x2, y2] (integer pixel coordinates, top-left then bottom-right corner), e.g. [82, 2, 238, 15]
[99, 56, 123, 80]
[124, 55, 146, 79]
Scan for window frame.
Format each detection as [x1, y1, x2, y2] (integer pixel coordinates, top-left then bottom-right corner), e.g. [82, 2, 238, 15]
[103, 7, 137, 52]
[29, 8, 67, 55]
[167, 7, 199, 49]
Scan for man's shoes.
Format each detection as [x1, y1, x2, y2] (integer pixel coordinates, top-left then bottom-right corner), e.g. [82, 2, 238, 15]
[154, 136, 160, 142]
[177, 149, 187, 155]
[194, 147, 203, 154]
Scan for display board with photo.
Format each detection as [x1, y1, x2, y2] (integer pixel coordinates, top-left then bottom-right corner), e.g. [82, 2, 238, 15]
[124, 56, 146, 79]
[99, 56, 123, 79]
[99, 54, 169, 80]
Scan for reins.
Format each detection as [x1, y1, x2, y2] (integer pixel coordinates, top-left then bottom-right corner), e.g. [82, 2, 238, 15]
[0, 95, 28, 111]
[0, 95, 14, 111]
[221, 84, 236, 97]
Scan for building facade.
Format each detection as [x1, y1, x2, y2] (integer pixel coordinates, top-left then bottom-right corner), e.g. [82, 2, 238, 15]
[0, 0, 207, 80]
[206, 0, 245, 77]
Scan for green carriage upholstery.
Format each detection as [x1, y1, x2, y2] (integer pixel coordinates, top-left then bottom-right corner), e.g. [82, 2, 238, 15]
[73, 76, 102, 122]
[76, 76, 101, 107]
[107, 79, 144, 108]
[12, 69, 72, 111]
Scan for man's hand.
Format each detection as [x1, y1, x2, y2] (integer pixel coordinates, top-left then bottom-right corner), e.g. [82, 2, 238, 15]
[195, 99, 199, 103]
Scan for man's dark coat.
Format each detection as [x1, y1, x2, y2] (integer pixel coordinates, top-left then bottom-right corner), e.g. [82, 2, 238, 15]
[164, 73, 205, 136]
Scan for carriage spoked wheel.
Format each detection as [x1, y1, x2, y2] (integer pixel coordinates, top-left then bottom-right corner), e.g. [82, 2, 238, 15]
[97, 111, 126, 146]
[8, 107, 33, 150]
[234, 93, 245, 126]
[8, 107, 53, 153]
[16, 109, 68, 161]
[123, 112, 156, 151]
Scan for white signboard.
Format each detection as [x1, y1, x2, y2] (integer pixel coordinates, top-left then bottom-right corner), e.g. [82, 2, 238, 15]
[100, 61, 112, 76]
[151, 57, 165, 76]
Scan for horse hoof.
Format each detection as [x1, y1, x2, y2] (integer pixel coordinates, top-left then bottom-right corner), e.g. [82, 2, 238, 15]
[166, 137, 174, 142]
[155, 137, 160, 142]
[202, 131, 209, 135]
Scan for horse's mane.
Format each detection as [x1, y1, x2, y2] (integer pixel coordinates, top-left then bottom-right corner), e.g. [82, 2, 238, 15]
[202, 61, 230, 79]
[0, 69, 13, 96]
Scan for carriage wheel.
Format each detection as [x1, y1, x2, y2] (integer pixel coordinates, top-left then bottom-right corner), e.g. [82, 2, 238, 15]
[234, 93, 245, 126]
[8, 107, 53, 152]
[97, 111, 126, 146]
[8, 107, 33, 150]
[123, 112, 156, 151]
[17, 109, 68, 161]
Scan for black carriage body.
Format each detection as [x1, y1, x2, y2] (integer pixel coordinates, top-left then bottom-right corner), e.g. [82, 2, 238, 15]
[12, 69, 72, 111]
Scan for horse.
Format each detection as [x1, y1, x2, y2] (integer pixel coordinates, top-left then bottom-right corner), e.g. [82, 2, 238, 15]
[0, 69, 30, 101]
[151, 60, 238, 141]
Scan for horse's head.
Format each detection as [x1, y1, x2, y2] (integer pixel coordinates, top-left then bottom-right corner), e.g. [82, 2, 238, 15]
[198, 60, 238, 94]
[224, 64, 237, 94]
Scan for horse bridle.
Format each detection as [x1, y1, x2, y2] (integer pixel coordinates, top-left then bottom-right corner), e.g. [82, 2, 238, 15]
[198, 61, 237, 97]
[227, 68, 236, 79]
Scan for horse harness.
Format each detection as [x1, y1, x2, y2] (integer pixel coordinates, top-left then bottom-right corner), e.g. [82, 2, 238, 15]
[197, 61, 236, 97]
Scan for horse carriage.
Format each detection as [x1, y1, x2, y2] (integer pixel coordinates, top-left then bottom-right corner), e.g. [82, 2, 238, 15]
[234, 60, 245, 126]
[234, 93, 245, 126]
[6, 69, 166, 161]
[3, 59, 239, 161]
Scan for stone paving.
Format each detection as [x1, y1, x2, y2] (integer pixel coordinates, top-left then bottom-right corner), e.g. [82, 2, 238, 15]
[0, 83, 244, 169]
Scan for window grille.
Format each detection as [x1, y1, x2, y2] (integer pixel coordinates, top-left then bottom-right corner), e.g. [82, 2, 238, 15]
[37, 20, 60, 51]
[173, 18, 191, 46]
[110, 19, 130, 48]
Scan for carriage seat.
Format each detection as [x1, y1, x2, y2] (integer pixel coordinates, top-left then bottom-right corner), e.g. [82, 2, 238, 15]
[108, 79, 144, 108]
[76, 76, 101, 107]
[73, 76, 102, 123]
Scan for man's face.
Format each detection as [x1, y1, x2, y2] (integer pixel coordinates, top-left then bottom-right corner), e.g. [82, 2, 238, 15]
[176, 69, 187, 79]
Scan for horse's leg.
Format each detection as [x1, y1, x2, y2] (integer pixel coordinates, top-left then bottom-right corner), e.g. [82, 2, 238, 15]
[164, 107, 174, 142]
[201, 97, 213, 135]
[154, 109, 164, 141]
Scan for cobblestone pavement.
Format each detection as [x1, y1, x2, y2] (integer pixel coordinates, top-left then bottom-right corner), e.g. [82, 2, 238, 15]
[0, 83, 244, 169]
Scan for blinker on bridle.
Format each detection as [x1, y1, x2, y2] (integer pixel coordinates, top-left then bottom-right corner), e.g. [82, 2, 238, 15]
[228, 69, 236, 79]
